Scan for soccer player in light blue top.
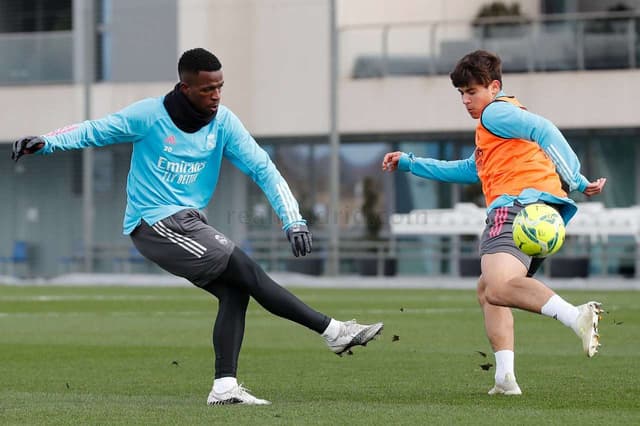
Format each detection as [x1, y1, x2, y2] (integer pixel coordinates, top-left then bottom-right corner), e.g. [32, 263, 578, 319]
[12, 48, 383, 405]
[382, 50, 606, 396]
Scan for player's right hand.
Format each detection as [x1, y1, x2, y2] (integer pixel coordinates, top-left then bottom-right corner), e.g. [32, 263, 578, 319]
[11, 136, 45, 162]
[583, 177, 607, 197]
[381, 151, 403, 172]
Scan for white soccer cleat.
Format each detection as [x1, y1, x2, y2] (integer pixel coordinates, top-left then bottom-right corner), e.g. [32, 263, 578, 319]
[207, 384, 271, 406]
[488, 373, 522, 396]
[573, 301, 604, 357]
[326, 319, 384, 356]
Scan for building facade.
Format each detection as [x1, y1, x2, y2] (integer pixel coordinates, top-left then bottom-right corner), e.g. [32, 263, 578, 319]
[0, 0, 638, 277]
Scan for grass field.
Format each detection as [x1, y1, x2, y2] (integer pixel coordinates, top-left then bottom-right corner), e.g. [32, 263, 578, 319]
[1, 285, 639, 425]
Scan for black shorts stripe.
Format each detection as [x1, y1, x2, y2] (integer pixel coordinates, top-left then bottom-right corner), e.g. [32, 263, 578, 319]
[151, 222, 205, 258]
[153, 221, 207, 256]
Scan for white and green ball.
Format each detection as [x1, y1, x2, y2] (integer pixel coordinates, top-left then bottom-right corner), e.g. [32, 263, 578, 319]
[512, 203, 565, 257]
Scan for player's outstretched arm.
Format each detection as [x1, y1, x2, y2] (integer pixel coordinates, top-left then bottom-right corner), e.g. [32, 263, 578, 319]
[221, 110, 312, 257]
[11, 136, 45, 162]
[583, 177, 607, 197]
[382, 151, 479, 184]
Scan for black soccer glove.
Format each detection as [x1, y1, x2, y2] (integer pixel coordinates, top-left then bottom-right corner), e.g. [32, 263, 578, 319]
[286, 223, 312, 257]
[11, 136, 45, 162]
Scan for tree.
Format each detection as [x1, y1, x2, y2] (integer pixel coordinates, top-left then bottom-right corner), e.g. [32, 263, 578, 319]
[472, 1, 528, 38]
[361, 176, 382, 241]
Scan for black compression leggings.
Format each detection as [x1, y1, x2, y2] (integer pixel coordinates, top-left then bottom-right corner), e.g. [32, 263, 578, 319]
[202, 247, 330, 378]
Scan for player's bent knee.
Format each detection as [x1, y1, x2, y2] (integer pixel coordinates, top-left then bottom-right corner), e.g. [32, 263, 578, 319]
[483, 281, 509, 306]
[476, 276, 488, 305]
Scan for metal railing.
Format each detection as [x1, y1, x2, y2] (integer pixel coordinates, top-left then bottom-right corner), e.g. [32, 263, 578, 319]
[29, 231, 638, 278]
[343, 10, 640, 78]
[243, 230, 638, 278]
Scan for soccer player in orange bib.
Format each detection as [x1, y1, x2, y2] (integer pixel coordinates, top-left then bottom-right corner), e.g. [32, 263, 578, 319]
[382, 50, 607, 395]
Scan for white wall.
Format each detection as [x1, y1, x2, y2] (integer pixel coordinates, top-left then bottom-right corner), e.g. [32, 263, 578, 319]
[177, 0, 255, 123]
[0, 83, 170, 139]
[178, 0, 330, 136]
[3, 67, 637, 142]
[2, 86, 83, 138]
[339, 69, 640, 133]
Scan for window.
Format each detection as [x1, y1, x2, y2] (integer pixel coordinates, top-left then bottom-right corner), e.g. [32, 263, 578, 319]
[0, 0, 72, 33]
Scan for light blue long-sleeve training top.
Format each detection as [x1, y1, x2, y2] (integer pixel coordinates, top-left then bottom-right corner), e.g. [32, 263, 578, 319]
[397, 92, 590, 223]
[39, 97, 304, 235]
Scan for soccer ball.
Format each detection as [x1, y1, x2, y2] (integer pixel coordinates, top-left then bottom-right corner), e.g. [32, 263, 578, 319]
[512, 203, 565, 257]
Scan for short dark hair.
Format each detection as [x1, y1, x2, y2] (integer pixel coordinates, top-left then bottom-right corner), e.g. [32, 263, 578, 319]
[178, 48, 222, 81]
[450, 50, 502, 88]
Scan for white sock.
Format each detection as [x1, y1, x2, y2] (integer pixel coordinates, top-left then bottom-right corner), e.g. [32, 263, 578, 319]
[321, 318, 341, 340]
[541, 294, 580, 329]
[213, 377, 238, 394]
[494, 350, 515, 382]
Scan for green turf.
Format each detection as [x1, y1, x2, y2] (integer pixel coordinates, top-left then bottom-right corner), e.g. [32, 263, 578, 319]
[1, 285, 638, 425]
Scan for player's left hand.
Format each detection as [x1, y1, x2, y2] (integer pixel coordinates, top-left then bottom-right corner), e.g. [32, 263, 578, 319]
[382, 151, 403, 172]
[11, 136, 45, 162]
[286, 223, 312, 257]
[583, 177, 607, 197]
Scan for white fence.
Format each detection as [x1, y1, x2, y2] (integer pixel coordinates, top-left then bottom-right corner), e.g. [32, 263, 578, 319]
[390, 202, 640, 277]
[391, 202, 640, 240]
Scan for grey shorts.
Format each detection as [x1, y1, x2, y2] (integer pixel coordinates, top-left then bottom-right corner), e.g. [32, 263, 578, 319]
[130, 209, 236, 287]
[479, 203, 547, 277]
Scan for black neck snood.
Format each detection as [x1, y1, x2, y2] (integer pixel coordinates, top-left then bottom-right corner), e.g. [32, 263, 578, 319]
[163, 83, 215, 133]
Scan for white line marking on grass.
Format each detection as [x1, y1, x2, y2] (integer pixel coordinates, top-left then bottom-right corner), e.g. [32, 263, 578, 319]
[243, 307, 475, 318]
[333, 307, 473, 315]
[0, 295, 205, 302]
[0, 311, 208, 318]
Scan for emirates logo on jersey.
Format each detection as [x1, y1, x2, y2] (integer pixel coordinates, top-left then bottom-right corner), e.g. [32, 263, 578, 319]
[157, 157, 206, 184]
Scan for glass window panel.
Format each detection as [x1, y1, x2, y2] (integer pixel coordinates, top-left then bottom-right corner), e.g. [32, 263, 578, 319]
[588, 136, 636, 207]
[0, 0, 72, 33]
